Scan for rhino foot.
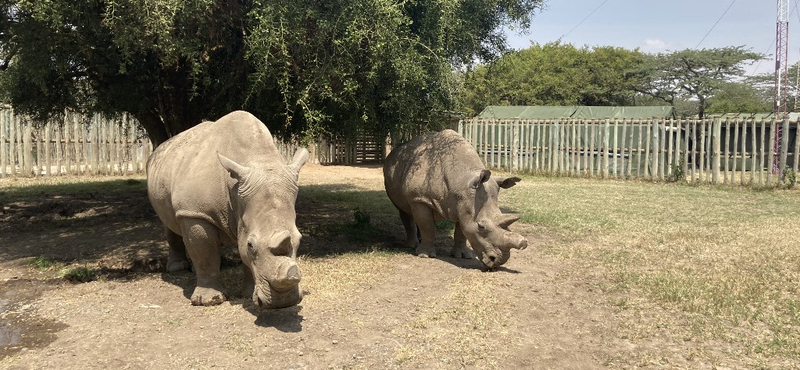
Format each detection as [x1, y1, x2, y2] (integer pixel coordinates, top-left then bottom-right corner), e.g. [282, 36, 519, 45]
[191, 286, 227, 306]
[451, 246, 475, 259]
[415, 245, 437, 258]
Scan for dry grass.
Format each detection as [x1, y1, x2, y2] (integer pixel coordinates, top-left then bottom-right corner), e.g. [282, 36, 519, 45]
[503, 175, 800, 364]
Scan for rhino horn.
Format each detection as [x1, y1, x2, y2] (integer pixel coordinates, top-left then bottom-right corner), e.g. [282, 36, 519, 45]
[269, 230, 293, 256]
[218, 153, 251, 181]
[496, 214, 520, 229]
[496, 176, 522, 189]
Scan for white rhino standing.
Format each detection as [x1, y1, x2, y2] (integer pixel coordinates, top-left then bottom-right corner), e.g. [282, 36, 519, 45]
[147, 111, 308, 308]
[383, 129, 528, 269]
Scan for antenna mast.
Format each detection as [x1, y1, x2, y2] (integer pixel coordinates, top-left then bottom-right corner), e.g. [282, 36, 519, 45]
[774, 0, 789, 173]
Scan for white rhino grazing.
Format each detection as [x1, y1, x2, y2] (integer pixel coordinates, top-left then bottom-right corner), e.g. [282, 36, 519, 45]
[383, 129, 528, 269]
[147, 110, 308, 308]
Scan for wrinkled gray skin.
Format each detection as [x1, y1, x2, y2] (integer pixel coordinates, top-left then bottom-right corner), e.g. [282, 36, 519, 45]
[147, 111, 308, 308]
[383, 129, 528, 269]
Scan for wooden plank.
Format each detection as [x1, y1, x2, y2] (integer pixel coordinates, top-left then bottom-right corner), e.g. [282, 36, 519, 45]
[689, 120, 696, 183]
[76, 113, 83, 174]
[588, 121, 596, 177]
[623, 119, 631, 178]
[576, 121, 583, 175]
[35, 123, 42, 176]
[600, 119, 608, 178]
[612, 119, 619, 178]
[780, 118, 789, 183]
[643, 119, 651, 178]
[794, 119, 800, 176]
[698, 120, 706, 183]
[527, 120, 534, 172]
[23, 119, 32, 177]
[767, 119, 775, 185]
[483, 120, 488, 165]
[661, 118, 675, 178]
[732, 119, 740, 185]
[11, 111, 18, 176]
[55, 122, 61, 175]
[712, 119, 721, 184]
[636, 119, 644, 178]
[44, 122, 51, 176]
[759, 119, 766, 185]
[658, 118, 665, 180]
[0, 109, 6, 177]
[723, 119, 730, 184]
[488, 121, 494, 168]
[750, 119, 756, 185]
[512, 121, 520, 172]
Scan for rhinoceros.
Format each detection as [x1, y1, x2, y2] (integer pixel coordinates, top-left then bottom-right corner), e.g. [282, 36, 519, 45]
[383, 129, 527, 269]
[147, 110, 308, 308]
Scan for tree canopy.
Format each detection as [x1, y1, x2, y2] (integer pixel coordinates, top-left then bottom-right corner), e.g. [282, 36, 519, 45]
[0, 0, 544, 145]
[460, 42, 645, 116]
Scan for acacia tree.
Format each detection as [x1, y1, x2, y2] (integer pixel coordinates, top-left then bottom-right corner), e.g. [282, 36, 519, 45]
[0, 0, 544, 145]
[631, 46, 764, 118]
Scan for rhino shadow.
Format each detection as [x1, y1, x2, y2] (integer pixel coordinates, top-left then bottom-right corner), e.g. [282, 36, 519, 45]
[250, 305, 304, 332]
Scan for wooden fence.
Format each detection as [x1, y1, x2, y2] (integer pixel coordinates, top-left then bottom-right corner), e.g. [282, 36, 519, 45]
[459, 117, 800, 185]
[0, 109, 152, 177]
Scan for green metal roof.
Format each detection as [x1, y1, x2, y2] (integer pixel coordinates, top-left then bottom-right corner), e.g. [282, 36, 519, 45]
[476, 105, 675, 119]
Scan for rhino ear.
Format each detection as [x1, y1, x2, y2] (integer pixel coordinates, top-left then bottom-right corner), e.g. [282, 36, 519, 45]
[288, 148, 309, 174]
[218, 153, 251, 181]
[470, 169, 492, 189]
[496, 177, 522, 189]
[496, 214, 520, 229]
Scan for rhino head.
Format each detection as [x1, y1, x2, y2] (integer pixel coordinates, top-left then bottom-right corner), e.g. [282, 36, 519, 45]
[459, 170, 528, 269]
[218, 149, 309, 309]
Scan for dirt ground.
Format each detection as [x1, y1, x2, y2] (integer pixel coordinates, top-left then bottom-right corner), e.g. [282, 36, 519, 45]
[0, 164, 753, 369]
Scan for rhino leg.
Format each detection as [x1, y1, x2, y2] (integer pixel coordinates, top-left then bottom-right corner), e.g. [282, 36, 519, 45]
[451, 223, 475, 259]
[398, 209, 419, 251]
[409, 204, 436, 258]
[165, 227, 191, 272]
[179, 218, 227, 306]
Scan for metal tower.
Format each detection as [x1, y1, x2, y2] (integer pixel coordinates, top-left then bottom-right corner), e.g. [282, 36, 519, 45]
[774, 0, 789, 173]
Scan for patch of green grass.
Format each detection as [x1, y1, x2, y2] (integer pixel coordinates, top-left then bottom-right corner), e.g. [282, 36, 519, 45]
[28, 256, 59, 271]
[58, 266, 97, 283]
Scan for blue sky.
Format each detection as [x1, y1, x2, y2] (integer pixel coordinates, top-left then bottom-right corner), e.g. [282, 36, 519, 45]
[505, 0, 796, 76]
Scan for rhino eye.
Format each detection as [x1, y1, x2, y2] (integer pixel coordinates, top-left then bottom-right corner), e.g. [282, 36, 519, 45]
[247, 241, 258, 257]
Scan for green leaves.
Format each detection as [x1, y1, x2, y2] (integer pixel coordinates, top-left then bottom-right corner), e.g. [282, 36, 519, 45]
[461, 42, 645, 116]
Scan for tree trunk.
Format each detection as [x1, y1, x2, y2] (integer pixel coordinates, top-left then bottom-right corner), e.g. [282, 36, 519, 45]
[698, 96, 705, 120]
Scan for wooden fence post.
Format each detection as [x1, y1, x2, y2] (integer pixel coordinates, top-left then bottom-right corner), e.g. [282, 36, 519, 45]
[767, 119, 776, 185]
[0, 109, 6, 177]
[23, 118, 32, 177]
[512, 121, 520, 172]
[779, 118, 789, 183]
[732, 119, 740, 185]
[794, 119, 800, 176]
[712, 118, 721, 184]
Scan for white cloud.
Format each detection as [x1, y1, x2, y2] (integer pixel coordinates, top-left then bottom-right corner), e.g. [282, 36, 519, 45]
[640, 39, 674, 53]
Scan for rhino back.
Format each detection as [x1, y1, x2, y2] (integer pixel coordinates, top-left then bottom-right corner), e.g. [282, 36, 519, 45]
[384, 129, 483, 218]
[147, 111, 281, 238]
